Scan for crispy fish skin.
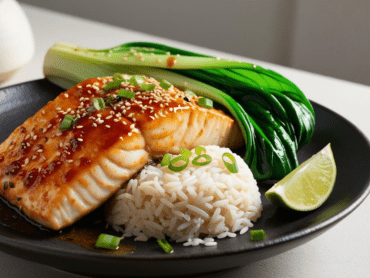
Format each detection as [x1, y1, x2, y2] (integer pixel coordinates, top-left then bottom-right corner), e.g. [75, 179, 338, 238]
[0, 76, 243, 230]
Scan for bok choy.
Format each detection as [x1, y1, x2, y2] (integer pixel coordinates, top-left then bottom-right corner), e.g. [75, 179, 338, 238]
[43, 42, 315, 180]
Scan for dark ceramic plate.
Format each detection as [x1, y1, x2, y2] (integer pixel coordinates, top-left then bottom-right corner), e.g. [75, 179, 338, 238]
[0, 79, 369, 278]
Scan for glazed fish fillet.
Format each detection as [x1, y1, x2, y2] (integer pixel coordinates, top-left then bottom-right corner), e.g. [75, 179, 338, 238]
[0, 75, 243, 230]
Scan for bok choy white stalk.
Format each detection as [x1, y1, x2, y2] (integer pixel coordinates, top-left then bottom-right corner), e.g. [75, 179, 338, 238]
[44, 42, 315, 180]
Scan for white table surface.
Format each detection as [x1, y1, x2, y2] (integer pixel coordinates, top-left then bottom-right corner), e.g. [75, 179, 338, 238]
[1, 4, 370, 278]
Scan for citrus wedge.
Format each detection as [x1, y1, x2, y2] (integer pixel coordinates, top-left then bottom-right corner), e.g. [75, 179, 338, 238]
[265, 143, 336, 211]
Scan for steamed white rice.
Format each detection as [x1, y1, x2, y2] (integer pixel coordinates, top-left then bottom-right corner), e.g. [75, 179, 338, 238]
[106, 145, 262, 246]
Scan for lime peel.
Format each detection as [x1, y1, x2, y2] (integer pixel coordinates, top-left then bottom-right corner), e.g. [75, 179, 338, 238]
[265, 143, 336, 211]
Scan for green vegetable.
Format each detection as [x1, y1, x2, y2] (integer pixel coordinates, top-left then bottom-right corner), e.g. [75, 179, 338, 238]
[161, 153, 172, 166]
[113, 72, 125, 81]
[180, 148, 192, 158]
[198, 97, 213, 109]
[185, 89, 196, 97]
[195, 146, 206, 155]
[250, 229, 267, 241]
[129, 75, 145, 86]
[139, 83, 156, 91]
[44, 41, 315, 180]
[222, 153, 239, 173]
[95, 233, 121, 250]
[60, 114, 73, 130]
[192, 154, 212, 166]
[157, 238, 173, 253]
[93, 97, 105, 110]
[104, 79, 122, 91]
[168, 156, 189, 172]
[117, 89, 135, 99]
[159, 80, 172, 90]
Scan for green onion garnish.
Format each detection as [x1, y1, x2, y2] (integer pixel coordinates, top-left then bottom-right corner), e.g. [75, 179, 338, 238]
[140, 83, 156, 91]
[117, 89, 136, 99]
[113, 72, 125, 81]
[222, 152, 239, 173]
[157, 238, 173, 253]
[195, 146, 206, 155]
[72, 117, 80, 127]
[105, 96, 116, 104]
[59, 114, 73, 130]
[103, 79, 122, 91]
[95, 233, 121, 250]
[161, 153, 172, 166]
[180, 148, 192, 158]
[168, 156, 189, 172]
[185, 90, 196, 97]
[250, 229, 267, 241]
[159, 80, 172, 90]
[93, 97, 105, 110]
[129, 75, 145, 86]
[198, 97, 213, 109]
[192, 154, 212, 166]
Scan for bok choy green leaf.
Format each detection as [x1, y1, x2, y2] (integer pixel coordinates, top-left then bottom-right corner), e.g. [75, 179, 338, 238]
[44, 42, 315, 180]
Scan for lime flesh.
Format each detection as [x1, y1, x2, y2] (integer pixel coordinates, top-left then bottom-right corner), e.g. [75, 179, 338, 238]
[265, 144, 336, 211]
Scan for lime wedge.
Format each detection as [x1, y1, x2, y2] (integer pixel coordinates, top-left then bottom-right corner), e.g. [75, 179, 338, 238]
[265, 143, 336, 211]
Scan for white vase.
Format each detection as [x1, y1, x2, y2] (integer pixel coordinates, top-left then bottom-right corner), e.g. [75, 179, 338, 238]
[0, 0, 34, 83]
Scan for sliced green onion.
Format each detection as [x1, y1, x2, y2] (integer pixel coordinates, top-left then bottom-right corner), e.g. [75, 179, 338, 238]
[195, 146, 206, 155]
[140, 83, 156, 91]
[168, 156, 189, 172]
[117, 89, 136, 99]
[93, 97, 105, 110]
[185, 89, 196, 97]
[59, 114, 73, 130]
[72, 117, 80, 127]
[198, 97, 213, 109]
[113, 72, 125, 81]
[129, 75, 145, 86]
[180, 148, 192, 158]
[105, 96, 116, 104]
[250, 229, 267, 241]
[222, 152, 239, 173]
[103, 79, 122, 91]
[159, 80, 172, 90]
[192, 154, 212, 166]
[161, 153, 172, 166]
[95, 233, 121, 250]
[157, 238, 173, 253]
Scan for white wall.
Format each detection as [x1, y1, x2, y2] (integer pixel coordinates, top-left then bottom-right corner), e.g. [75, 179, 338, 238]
[18, 0, 370, 86]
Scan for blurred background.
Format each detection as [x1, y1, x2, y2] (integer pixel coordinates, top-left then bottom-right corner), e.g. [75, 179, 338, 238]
[17, 0, 370, 86]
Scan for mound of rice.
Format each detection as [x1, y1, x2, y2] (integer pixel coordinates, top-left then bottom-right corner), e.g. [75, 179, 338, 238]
[106, 145, 262, 246]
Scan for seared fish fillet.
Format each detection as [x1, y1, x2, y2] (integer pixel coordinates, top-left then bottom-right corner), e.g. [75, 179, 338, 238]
[0, 75, 243, 230]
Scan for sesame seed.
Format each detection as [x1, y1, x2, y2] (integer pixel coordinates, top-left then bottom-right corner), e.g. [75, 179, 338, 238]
[97, 114, 102, 118]
[57, 152, 61, 156]
[25, 135, 30, 140]
[105, 115, 113, 120]
[37, 149, 43, 153]
[24, 158, 29, 165]
[105, 125, 111, 128]
[92, 123, 97, 127]
[42, 110, 45, 115]
[67, 160, 73, 163]
[88, 90, 92, 94]
[32, 155, 37, 160]
[77, 138, 83, 142]
[64, 93, 69, 98]
[86, 84, 91, 87]
[128, 132, 132, 136]
[77, 85, 82, 88]
[56, 107, 61, 110]
[26, 143, 31, 147]
[113, 119, 119, 122]
[119, 136, 123, 140]
[149, 116, 155, 120]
